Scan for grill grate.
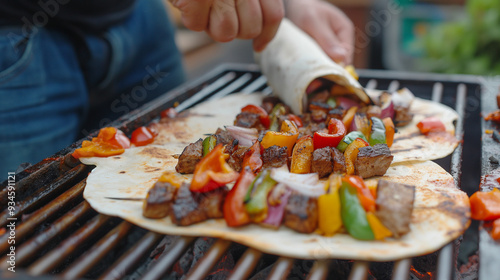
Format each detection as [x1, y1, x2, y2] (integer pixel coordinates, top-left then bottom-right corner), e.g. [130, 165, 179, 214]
[0, 64, 487, 279]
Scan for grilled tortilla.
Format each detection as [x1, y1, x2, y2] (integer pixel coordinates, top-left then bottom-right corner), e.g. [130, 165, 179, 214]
[81, 94, 468, 261]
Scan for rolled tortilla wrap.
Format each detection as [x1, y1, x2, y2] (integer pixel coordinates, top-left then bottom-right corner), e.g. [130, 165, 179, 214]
[255, 18, 370, 114]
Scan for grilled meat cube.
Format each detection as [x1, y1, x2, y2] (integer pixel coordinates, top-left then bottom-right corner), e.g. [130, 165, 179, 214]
[143, 181, 177, 219]
[170, 183, 207, 226]
[262, 145, 288, 169]
[175, 138, 203, 174]
[358, 105, 381, 119]
[298, 122, 326, 137]
[234, 112, 265, 131]
[326, 108, 345, 123]
[284, 192, 318, 233]
[355, 144, 393, 178]
[309, 89, 330, 103]
[262, 96, 282, 114]
[375, 180, 415, 238]
[215, 128, 234, 145]
[198, 186, 228, 219]
[331, 147, 346, 174]
[394, 106, 413, 127]
[309, 101, 330, 123]
[311, 147, 333, 178]
[227, 146, 249, 172]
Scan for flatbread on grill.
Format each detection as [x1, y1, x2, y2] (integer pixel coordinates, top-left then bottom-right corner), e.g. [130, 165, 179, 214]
[81, 94, 469, 261]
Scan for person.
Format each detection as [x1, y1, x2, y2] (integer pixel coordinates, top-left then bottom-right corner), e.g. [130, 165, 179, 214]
[0, 0, 354, 179]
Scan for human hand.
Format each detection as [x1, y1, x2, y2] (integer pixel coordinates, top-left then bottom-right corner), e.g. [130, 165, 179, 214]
[170, 0, 284, 51]
[285, 0, 355, 64]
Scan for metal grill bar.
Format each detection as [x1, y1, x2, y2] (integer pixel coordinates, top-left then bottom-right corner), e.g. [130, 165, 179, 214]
[185, 239, 232, 280]
[306, 259, 330, 280]
[267, 257, 294, 280]
[349, 261, 369, 280]
[141, 236, 195, 280]
[61, 221, 133, 279]
[28, 212, 111, 276]
[99, 232, 164, 280]
[208, 72, 253, 101]
[241, 75, 268, 94]
[391, 259, 411, 280]
[0, 201, 92, 269]
[228, 248, 262, 280]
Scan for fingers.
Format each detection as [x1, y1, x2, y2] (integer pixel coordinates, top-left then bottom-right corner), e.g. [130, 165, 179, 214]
[328, 7, 355, 64]
[252, 0, 284, 52]
[170, 0, 213, 32]
[208, 0, 239, 42]
[235, 0, 263, 39]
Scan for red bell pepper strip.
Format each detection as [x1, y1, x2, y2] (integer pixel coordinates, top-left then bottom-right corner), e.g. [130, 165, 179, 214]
[287, 114, 303, 128]
[242, 141, 263, 174]
[241, 104, 270, 129]
[417, 116, 446, 135]
[470, 188, 500, 220]
[342, 175, 376, 213]
[72, 127, 130, 159]
[313, 118, 346, 150]
[131, 126, 157, 147]
[190, 144, 239, 192]
[223, 169, 255, 227]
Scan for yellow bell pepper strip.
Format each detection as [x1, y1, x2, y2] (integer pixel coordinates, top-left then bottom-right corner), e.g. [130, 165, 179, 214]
[342, 106, 358, 129]
[313, 118, 347, 150]
[244, 169, 278, 222]
[366, 212, 393, 240]
[290, 135, 314, 174]
[343, 175, 376, 213]
[382, 117, 395, 147]
[242, 141, 263, 174]
[72, 127, 130, 159]
[269, 103, 287, 131]
[336, 131, 368, 153]
[223, 168, 255, 227]
[261, 120, 299, 155]
[190, 144, 239, 193]
[157, 171, 184, 188]
[344, 138, 369, 175]
[345, 65, 359, 80]
[202, 135, 217, 156]
[369, 117, 386, 146]
[340, 181, 374, 240]
[318, 174, 343, 236]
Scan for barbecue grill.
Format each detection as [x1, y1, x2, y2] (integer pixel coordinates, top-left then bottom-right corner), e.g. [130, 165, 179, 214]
[0, 63, 494, 279]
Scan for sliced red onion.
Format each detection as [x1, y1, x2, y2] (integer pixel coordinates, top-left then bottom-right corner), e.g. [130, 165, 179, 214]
[270, 169, 325, 197]
[391, 88, 414, 108]
[261, 185, 292, 229]
[225, 126, 258, 147]
[379, 92, 395, 119]
[349, 113, 370, 134]
[336, 96, 359, 110]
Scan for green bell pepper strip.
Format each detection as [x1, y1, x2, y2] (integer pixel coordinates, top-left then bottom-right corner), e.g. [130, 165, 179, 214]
[269, 104, 286, 132]
[202, 135, 217, 156]
[336, 131, 369, 152]
[244, 170, 277, 222]
[369, 117, 386, 146]
[340, 181, 375, 240]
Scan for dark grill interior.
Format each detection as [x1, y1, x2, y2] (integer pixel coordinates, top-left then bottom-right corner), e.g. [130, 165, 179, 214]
[0, 64, 493, 279]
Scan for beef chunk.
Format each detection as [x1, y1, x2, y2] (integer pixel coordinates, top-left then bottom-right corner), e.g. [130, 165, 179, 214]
[331, 147, 346, 174]
[375, 180, 415, 238]
[326, 108, 345, 123]
[311, 147, 333, 178]
[262, 96, 282, 114]
[198, 186, 228, 219]
[355, 144, 393, 178]
[214, 128, 234, 145]
[284, 192, 318, 233]
[170, 183, 207, 226]
[143, 181, 177, 219]
[175, 138, 203, 174]
[227, 146, 248, 172]
[262, 145, 288, 169]
[394, 106, 413, 127]
[298, 122, 326, 137]
[358, 105, 381, 119]
[234, 112, 265, 131]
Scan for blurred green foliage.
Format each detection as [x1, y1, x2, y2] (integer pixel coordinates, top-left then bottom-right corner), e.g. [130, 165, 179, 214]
[419, 0, 500, 75]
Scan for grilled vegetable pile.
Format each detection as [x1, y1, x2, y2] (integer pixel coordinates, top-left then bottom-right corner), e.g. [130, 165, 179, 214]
[144, 146, 415, 240]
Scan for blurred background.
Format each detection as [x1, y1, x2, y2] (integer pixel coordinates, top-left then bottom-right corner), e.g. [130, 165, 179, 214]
[165, 0, 500, 80]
